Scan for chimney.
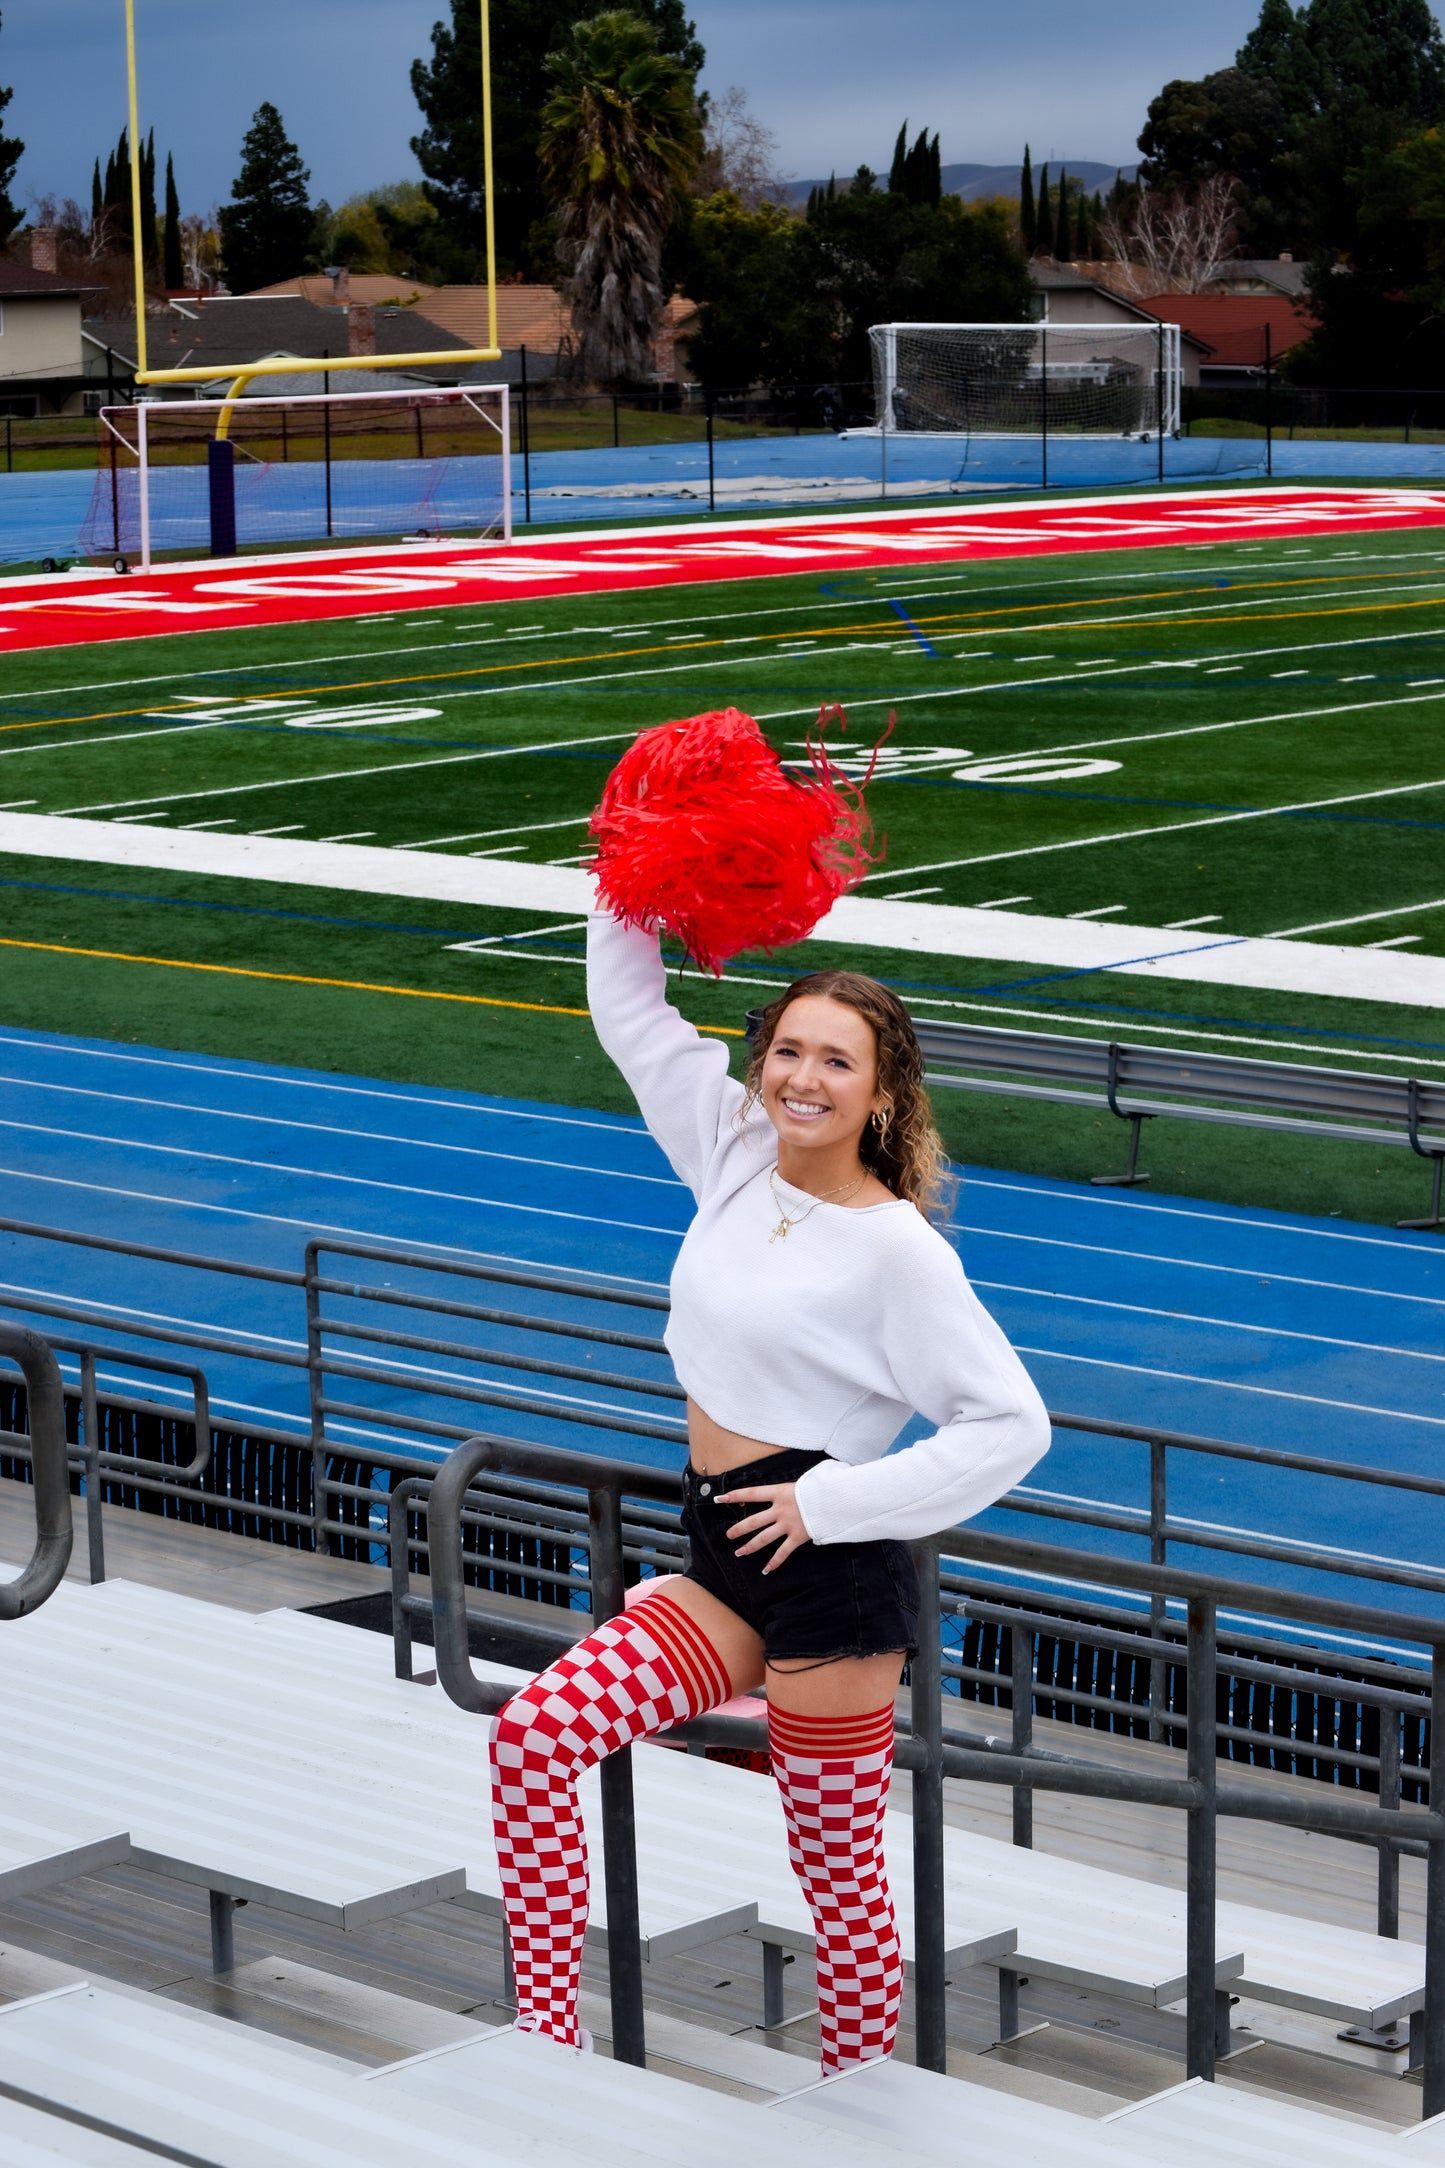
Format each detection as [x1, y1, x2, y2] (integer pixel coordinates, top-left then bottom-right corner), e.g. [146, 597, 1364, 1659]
[652, 312, 676, 381]
[327, 263, 350, 305]
[30, 227, 57, 274]
[1278, 251, 1293, 264]
[348, 302, 376, 357]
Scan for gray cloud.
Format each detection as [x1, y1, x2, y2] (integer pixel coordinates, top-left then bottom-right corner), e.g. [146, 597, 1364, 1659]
[8, 0, 1264, 213]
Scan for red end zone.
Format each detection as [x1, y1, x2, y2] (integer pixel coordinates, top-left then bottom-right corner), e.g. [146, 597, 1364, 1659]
[5, 486, 1445, 655]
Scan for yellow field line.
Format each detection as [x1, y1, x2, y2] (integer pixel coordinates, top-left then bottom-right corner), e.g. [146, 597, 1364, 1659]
[0, 935, 743, 1034]
[10, 565, 1445, 742]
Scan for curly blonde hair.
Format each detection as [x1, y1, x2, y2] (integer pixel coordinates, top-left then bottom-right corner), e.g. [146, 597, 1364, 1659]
[741, 971, 956, 1224]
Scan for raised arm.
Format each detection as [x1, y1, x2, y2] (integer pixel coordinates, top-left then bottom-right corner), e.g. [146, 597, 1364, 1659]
[586, 909, 745, 1197]
[792, 1230, 1050, 1546]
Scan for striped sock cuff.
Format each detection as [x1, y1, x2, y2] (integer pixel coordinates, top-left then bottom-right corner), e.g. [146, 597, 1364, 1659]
[767, 1703, 896, 1761]
[631, 1591, 731, 1715]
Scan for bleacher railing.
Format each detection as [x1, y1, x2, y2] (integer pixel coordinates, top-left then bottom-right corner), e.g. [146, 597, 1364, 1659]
[0, 1321, 71, 1618]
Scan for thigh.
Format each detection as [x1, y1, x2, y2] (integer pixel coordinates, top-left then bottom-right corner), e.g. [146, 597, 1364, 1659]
[631, 1577, 766, 1698]
[766, 1649, 905, 1718]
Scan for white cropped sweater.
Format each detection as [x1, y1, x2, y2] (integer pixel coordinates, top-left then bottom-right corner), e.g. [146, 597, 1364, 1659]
[586, 910, 1051, 1546]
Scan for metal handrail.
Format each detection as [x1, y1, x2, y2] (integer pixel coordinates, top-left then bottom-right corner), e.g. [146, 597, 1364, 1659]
[0, 1323, 72, 1617]
[419, 1430, 1445, 2108]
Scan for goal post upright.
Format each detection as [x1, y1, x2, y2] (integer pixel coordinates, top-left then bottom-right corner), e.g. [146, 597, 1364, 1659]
[121, 0, 503, 407]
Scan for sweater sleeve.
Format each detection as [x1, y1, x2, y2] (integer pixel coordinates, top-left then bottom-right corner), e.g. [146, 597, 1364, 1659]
[791, 1227, 1050, 1546]
[586, 908, 745, 1198]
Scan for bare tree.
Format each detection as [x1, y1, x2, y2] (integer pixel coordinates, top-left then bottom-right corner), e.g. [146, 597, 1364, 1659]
[694, 84, 787, 209]
[1099, 173, 1241, 294]
[180, 208, 222, 292]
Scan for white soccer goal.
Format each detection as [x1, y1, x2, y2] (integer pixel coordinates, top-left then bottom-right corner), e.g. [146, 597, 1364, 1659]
[868, 322, 1182, 441]
[82, 383, 511, 570]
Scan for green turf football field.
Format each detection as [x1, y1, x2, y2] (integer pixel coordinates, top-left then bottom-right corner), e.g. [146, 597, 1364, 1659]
[2, 521, 1443, 1225]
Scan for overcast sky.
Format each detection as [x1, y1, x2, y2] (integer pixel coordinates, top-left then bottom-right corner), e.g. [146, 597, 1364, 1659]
[9, 0, 1267, 216]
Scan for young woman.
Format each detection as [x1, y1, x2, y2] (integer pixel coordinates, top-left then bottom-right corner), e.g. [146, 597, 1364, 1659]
[490, 907, 1051, 2067]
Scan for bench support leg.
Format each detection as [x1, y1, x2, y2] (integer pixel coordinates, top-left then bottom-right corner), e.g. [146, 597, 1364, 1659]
[1412, 2009, 1426, 2073]
[1091, 1112, 1151, 1189]
[998, 1967, 1019, 2042]
[209, 1890, 235, 1975]
[762, 1942, 786, 2030]
[1214, 1990, 1234, 2061]
[1399, 1152, 1444, 1234]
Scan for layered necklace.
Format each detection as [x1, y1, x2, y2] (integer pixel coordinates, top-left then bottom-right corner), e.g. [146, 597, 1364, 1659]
[767, 1166, 867, 1243]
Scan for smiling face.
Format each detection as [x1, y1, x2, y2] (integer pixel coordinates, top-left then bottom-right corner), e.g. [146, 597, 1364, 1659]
[760, 994, 883, 1160]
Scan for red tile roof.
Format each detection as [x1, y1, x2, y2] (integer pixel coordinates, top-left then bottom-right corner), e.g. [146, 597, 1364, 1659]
[1130, 293, 1316, 366]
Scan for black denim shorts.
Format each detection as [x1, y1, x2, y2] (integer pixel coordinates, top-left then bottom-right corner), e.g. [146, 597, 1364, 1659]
[680, 1447, 920, 1665]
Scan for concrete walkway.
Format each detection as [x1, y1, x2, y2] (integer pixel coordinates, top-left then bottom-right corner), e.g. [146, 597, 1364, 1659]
[2, 812, 1440, 1012]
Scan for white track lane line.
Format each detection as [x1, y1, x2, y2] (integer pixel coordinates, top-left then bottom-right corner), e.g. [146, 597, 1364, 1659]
[0, 1075, 685, 1189]
[1016, 1341, 1445, 1427]
[0, 1154, 682, 1242]
[0, 1031, 649, 1137]
[967, 1172, 1440, 1253]
[0, 1115, 694, 1226]
[977, 1277, 1445, 1366]
[957, 1224, 1445, 1309]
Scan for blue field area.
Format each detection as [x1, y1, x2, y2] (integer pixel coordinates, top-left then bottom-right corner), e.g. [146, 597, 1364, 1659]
[9, 431, 1445, 564]
[0, 1024, 1441, 1648]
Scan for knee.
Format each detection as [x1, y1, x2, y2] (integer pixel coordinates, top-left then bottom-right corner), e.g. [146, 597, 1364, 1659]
[490, 1687, 547, 1776]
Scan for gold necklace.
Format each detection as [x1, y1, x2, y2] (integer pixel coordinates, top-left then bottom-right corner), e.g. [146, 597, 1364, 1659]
[768, 1167, 867, 1243]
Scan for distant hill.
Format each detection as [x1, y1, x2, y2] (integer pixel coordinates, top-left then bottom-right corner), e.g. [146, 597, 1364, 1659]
[776, 160, 1136, 208]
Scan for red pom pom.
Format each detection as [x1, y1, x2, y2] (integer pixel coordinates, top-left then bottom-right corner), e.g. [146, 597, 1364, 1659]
[587, 706, 885, 974]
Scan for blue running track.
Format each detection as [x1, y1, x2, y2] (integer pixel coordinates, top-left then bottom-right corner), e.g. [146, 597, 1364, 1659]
[9, 434, 1445, 562]
[0, 1024, 1441, 1649]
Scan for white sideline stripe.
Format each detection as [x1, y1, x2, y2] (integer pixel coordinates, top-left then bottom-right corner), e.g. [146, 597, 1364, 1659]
[1018, 1341, 1445, 1428]
[977, 1276, 1445, 1366]
[1272, 894, 1445, 938]
[966, 1171, 1442, 1255]
[1019, 1484, 1445, 1577]
[0, 1115, 692, 1232]
[959, 1225, 1445, 1310]
[0, 1074, 686, 1190]
[2, 811, 1444, 1010]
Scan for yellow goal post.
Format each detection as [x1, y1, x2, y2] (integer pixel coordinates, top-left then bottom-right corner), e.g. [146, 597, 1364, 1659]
[123, 0, 500, 414]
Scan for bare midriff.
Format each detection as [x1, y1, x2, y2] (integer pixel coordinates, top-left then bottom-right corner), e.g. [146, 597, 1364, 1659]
[687, 1397, 789, 1478]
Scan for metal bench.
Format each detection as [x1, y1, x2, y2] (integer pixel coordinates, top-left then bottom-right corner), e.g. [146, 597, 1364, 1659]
[1103, 2072, 1409, 2163]
[914, 1016, 1445, 1227]
[0, 1796, 128, 1904]
[0, 2089, 163, 2166]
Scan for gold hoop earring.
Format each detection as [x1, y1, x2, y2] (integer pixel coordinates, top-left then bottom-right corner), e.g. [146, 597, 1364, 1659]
[873, 1102, 893, 1138]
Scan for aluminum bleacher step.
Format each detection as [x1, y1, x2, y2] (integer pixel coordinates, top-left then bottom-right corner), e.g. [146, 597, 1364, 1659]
[367, 2023, 912, 2167]
[0, 1795, 128, 1903]
[0, 2091, 166, 2167]
[0, 1982, 624, 2168]
[1103, 2074, 1408, 2163]
[770, 2057, 1159, 2166]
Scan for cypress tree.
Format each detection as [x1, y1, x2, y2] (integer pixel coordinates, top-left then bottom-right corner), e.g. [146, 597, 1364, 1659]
[0, 10, 21, 246]
[927, 129, 941, 207]
[140, 127, 158, 265]
[889, 121, 909, 195]
[1020, 144, 1036, 252]
[91, 158, 103, 224]
[1053, 170, 1069, 259]
[1036, 163, 1052, 255]
[163, 152, 183, 287]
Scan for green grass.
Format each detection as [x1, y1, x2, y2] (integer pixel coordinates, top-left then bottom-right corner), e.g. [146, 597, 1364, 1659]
[2, 517, 1444, 1223]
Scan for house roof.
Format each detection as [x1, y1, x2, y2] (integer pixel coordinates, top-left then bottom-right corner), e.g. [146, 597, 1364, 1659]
[245, 273, 440, 308]
[0, 258, 91, 299]
[1130, 293, 1316, 367]
[240, 277, 696, 353]
[1032, 265, 1212, 353]
[1206, 257, 1308, 298]
[81, 295, 479, 380]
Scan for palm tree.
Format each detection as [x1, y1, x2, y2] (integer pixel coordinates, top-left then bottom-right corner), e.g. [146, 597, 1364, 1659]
[539, 10, 701, 383]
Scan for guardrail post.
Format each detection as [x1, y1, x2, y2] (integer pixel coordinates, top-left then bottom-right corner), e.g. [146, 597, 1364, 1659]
[589, 1481, 647, 2069]
[79, 1348, 106, 1584]
[1149, 1438, 1167, 1742]
[1379, 1702, 1401, 1940]
[1185, 1593, 1217, 2081]
[1010, 1623, 1034, 1849]
[911, 1539, 948, 2072]
[0, 1324, 72, 1619]
[389, 1476, 425, 1681]
[1424, 1644, 1445, 2118]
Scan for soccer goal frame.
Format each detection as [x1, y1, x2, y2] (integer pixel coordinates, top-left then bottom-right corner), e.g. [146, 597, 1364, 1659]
[93, 383, 512, 569]
[869, 320, 1183, 441]
[122, 0, 501, 397]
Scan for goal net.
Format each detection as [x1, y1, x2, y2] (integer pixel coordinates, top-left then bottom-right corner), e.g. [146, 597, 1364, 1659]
[80, 384, 511, 567]
[868, 322, 1181, 440]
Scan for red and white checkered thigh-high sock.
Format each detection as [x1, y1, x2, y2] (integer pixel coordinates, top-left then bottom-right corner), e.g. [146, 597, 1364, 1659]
[490, 1592, 731, 2047]
[768, 1703, 901, 2072]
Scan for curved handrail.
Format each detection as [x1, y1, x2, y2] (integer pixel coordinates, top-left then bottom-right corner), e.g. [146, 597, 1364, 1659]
[0, 1323, 73, 1618]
